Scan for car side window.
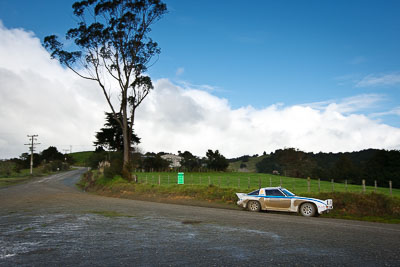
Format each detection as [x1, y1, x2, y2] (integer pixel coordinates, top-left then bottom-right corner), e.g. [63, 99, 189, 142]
[265, 189, 284, 196]
[248, 190, 260, 195]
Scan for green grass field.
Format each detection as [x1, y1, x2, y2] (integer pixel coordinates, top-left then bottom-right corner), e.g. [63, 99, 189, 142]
[132, 171, 399, 198]
[70, 151, 94, 166]
[228, 155, 267, 172]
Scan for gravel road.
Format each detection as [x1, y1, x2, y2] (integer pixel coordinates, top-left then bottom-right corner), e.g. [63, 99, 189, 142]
[1, 168, 399, 266]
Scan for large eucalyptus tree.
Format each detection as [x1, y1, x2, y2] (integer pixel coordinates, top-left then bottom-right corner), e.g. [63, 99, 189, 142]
[44, 0, 167, 179]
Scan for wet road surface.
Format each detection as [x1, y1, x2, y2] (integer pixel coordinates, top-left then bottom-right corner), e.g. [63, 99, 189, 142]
[1, 168, 400, 266]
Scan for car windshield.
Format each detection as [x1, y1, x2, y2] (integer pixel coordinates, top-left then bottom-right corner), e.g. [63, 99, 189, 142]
[247, 190, 260, 195]
[282, 189, 295, 196]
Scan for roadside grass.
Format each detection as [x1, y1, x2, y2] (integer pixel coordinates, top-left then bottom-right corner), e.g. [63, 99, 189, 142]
[0, 167, 72, 188]
[0, 167, 43, 187]
[132, 171, 399, 198]
[79, 171, 400, 223]
[0, 177, 33, 187]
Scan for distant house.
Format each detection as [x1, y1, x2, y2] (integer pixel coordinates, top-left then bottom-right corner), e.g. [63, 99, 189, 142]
[161, 154, 182, 168]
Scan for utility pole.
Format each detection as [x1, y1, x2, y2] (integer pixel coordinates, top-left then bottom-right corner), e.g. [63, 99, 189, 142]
[62, 149, 69, 162]
[24, 135, 40, 175]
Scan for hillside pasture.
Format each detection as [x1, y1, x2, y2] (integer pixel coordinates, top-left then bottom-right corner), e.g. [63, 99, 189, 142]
[132, 171, 399, 198]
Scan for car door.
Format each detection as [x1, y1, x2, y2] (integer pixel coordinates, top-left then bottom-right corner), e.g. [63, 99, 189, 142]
[264, 189, 291, 211]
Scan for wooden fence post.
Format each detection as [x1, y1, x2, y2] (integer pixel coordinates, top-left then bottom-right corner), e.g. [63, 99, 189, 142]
[158, 175, 160, 185]
[238, 177, 240, 188]
[280, 177, 282, 187]
[318, 178, 320, 193]
[307, 177, 310, 193]
[331, 179, 334, 192]
[374, 180, 377, 193]
[362, 179, 366, 193]
[208, 176, 211, 185]
[269, 177, 272, 187]
[345, 180, 347, 192]
[200, 176, 202, 185]
[219, 177, 221, 187]
[389, 181, 392, 197]
[248, 177, 250, 189]
[167, 175, 170, 184]
[145, 175, 148, 184]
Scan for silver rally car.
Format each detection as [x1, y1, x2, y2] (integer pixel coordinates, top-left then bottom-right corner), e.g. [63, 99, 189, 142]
[236, 187, 333, 217]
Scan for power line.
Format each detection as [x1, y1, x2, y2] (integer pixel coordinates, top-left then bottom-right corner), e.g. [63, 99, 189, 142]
[24, 135, 40, 175]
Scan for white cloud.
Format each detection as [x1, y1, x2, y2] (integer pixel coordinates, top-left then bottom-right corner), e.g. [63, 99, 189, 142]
[135, 81, 400, 157]
[356, 73, 400, 87]
[0, 22, 106, 158]
[1, 22, 400, 159]
[370, 107, 400, 118]
[302, 94, 384, 114]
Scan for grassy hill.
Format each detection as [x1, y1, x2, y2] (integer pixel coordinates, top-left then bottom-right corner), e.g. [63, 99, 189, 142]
[228, 155, 268, 172]
[70, 151, 94, 166]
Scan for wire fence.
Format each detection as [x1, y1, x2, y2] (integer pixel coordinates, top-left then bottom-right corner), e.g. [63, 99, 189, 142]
[133, 172, 397, 197]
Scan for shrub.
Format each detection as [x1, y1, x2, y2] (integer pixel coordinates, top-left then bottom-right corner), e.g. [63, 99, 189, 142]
[104, 157, 123, 179]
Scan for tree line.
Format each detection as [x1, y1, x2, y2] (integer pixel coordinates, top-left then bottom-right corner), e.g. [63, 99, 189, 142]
[88, 149, 229, 178]
[255, 148, 400, 188]
[0, 146, 73, 176]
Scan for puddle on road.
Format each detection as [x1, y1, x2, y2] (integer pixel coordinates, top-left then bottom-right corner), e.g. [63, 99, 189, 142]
[1, 211, 284, 264]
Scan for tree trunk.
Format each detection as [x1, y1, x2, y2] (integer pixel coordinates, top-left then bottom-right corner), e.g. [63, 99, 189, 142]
[121, 104, 132, 181]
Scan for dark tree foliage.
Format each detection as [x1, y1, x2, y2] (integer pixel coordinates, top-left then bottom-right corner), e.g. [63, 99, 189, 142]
[142, 153, 169, 172]
[364, 150, 400, 187]
[41, 146, 64, 162]
[228, 155, 250, 163]
[206, 149, 229, 171]
[94, 112, 140, 151]
[44, 0, 167, 179]
[19, 153, 40, 169]
[178, 151, 201, 171]
[255, 148, 400, 188]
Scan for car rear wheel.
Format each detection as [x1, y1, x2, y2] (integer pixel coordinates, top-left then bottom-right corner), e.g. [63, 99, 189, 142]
[247, 200, 261, 212]
[300, 203, 317, 217]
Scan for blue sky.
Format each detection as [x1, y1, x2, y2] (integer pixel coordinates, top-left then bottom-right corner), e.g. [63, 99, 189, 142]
[1, 0, 399, 115]
[0, 0, 399, 158]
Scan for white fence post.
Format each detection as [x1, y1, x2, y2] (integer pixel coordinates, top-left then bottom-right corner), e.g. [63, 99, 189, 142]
[362, 179, 366, 193]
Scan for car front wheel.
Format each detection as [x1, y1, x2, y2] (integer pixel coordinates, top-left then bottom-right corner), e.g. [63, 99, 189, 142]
[247, 200, 261, 212]
[300, 203, 317, 217]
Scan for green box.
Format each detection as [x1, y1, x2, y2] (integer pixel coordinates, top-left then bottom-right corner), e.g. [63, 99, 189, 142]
[178, 172, 184, 184]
